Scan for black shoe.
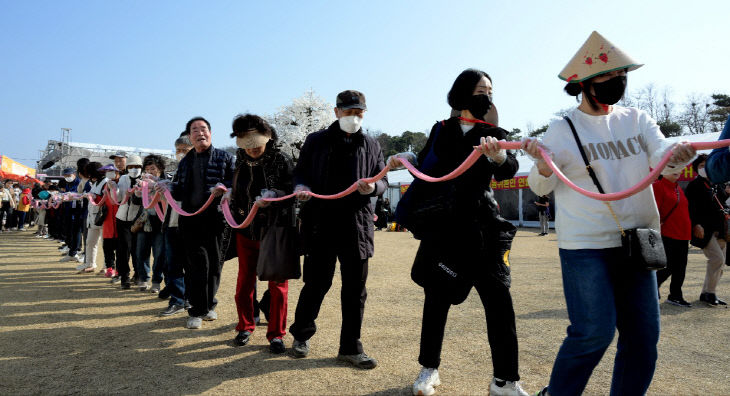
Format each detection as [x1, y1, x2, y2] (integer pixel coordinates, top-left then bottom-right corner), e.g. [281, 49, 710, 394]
[710, 293, 727, 306]
[159, 304, 186, 316]
[269, 338, 286, 354]
[234, 331, 251, 346]
[158, 288, 171, 300]
[336, 352, 378, 369]
[700, 292, 719, 306]
[121, 279, 131, 290]
[184, 301, 192, 310]
[666, 296, 692, 307]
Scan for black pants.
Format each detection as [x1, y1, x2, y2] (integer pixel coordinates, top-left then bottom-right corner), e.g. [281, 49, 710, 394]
[115, 220, 137, 281]
[419, 277, 520, 381]
[290, 246, 369, 355]
[64, 211, 83, 256]
[656, 236, 689, 299]
[103, 238, 116, 269]
[0, 202, 12, 229]
[179, 210, 224, 318]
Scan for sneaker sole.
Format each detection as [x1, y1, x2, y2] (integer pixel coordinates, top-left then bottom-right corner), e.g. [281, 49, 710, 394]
[666, 300, 691, 307]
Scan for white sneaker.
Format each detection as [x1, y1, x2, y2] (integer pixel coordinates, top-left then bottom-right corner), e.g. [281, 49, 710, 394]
[75, 254, 85, 263]
[489, 378, 529, 396]
[186, 316, 202, 329]
[413, 367, 440, 396]
[75, 262, 87, 271]
[59, 247, 70, 255]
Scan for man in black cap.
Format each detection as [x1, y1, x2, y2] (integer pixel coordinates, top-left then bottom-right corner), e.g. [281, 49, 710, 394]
[289, 90, 387, 369]
[109, 152, 127, 174]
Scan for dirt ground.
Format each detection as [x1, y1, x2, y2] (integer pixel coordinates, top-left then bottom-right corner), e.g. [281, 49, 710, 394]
[0, 227, 728, 395]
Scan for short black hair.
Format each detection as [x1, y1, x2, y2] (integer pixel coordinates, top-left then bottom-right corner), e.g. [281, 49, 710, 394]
[85, 161, 103, 181]
[185, 117, 211, 134]
[76, 158, 90, 178]
[143, 154, 166, 175]
[179, 130, 189, 137]
[692, 153, 708, 174]
[230, 114, 278, 144]
[447, 68, 492, 111]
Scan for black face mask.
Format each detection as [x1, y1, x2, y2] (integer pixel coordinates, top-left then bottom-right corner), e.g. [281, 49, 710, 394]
[467, 94, 492, 120]
[591, 75, 627, 105]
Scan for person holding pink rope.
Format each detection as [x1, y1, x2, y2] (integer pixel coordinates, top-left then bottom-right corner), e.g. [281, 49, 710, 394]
[288, 90, 387, 369]
[228, 114, 293, 354]
[522, 32, 696, 396]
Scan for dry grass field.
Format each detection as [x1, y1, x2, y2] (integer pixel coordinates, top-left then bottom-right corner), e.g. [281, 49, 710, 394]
[0, 228, 728, 395]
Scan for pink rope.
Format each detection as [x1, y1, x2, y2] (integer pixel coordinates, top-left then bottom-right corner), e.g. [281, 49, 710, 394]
[30, 139, 730, 228]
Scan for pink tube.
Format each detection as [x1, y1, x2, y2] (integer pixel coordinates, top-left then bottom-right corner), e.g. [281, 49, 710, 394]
[30, 138, 730, 229]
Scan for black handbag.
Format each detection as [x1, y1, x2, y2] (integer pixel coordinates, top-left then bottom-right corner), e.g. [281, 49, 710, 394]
[395, 121, 457, 240]
[564, 116, 667, 271]
[94, 205, 108, 227]
[256, 212, 301, 282]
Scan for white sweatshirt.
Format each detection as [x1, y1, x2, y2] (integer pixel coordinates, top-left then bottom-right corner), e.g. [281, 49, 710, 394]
[527, 106, 678, 250]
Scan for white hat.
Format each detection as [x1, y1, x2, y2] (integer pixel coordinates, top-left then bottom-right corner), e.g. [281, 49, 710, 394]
[559, 31, 643, 83]
[126, 154, 143, 167]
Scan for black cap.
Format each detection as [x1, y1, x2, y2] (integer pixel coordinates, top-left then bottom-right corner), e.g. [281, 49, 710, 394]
[336, 90, 367, 110]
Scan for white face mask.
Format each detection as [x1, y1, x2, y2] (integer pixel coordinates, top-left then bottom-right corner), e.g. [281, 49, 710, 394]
[128, 168, 142, 178]
[175, 153, 185, 162]
[64, 176, 74, 183]
[698, 168, 707, 178]
[339, 115, 363, 134]
[105, 172, 117, 180]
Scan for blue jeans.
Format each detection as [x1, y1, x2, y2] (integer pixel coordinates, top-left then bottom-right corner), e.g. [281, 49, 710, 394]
[136, 231, 164, 283]
[164, 227, 186, 307]
[548, 248, 660, 396]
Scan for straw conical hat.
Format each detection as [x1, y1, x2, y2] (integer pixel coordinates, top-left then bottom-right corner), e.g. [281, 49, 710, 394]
[559, 31, 643, 82]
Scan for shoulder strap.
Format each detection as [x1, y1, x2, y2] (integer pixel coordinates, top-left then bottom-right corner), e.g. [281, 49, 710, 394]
[661, 186, 681, 225]
[565, 116, 626, 234]
[564, 116, 605, 194]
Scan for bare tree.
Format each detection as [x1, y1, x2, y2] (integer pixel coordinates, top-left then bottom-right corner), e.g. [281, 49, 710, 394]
[680, 94, 713, 134]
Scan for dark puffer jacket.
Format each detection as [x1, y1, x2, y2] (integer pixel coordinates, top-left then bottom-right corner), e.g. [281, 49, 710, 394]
[408, 118, 519, 302]
[171, 145, 235, 212]
[231, 146, 294, 241]
[294, 120, 387, 259]
[685, 176, 727, 248]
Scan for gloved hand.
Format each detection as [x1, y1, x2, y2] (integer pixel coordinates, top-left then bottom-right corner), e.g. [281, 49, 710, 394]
[210, 183, 227, 197]
[255, 189, 278, 208]
[295, 185, 311, 201]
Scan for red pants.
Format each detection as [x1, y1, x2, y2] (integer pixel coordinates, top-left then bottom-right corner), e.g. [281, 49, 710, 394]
[234, 233, 288, 340]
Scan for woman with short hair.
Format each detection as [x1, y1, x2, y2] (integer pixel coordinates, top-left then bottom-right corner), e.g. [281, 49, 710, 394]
[229, 114, 294, 354]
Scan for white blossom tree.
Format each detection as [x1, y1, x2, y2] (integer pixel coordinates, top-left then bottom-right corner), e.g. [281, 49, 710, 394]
[267, 89, 335, 160]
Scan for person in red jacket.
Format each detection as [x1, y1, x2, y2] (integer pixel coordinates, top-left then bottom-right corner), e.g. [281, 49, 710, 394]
[653, 172, 692, 307]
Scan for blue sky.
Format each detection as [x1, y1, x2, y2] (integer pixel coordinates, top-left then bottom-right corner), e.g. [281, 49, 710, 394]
[2, 0, 728, 167]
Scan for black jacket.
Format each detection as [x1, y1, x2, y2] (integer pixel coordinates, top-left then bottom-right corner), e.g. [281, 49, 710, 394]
[294, 120, 388, 259]
[231, 146, 294, 241]
[685, 176, 726, 247]
[410, 118, 519, 301]
[171, 145, 235, 212]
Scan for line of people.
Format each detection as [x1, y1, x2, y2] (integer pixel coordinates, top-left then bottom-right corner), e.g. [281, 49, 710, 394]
[16, 30, 730, 396]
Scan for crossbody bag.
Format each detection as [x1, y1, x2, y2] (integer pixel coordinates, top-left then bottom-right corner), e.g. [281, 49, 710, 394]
[564, 116, 667, 270]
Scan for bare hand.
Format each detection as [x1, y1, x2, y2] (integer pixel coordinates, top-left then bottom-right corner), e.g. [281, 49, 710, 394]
[387, 152, 416, 169]
[520, 138, 553, 177]
[693, 224, 704, 239]
[357, 180, 375, 195]
[210, 183, 227, 198]
[475, 136, 506, 163]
